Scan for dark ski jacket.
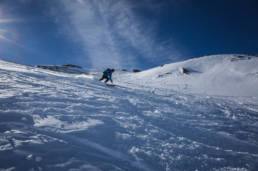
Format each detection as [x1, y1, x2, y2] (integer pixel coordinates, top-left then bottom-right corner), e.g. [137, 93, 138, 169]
[103, 69, 113, 82]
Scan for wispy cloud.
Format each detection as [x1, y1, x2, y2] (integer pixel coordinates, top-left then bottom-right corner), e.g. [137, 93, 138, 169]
[58, 0, 181, 69]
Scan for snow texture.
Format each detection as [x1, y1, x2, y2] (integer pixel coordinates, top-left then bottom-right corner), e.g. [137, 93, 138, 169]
[0, 55, 258, 171]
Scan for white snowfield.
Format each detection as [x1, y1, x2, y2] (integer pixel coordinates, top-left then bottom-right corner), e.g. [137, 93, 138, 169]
[0, 55, 258, 171]
[117, 54, 258, 96]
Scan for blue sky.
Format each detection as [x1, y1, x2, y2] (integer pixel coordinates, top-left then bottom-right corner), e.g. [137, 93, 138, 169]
[0, 0, 258, 70]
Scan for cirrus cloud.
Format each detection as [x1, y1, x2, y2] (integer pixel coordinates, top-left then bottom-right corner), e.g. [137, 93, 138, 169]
[57, 0, 181, 69]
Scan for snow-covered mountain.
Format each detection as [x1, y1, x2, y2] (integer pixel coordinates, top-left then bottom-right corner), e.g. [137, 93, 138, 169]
[0, 55, 258, 171]
[117, 54, 258, 96]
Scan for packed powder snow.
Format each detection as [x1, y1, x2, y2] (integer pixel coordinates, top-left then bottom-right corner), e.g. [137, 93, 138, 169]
[0, 55, 258, 171]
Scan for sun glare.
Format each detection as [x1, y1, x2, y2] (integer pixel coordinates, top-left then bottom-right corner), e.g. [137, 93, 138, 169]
[0, 10, 18, 43]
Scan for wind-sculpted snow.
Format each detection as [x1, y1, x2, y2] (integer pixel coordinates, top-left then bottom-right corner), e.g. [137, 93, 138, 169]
[119, 55, 258, 96]
[0, 58, 258, 171]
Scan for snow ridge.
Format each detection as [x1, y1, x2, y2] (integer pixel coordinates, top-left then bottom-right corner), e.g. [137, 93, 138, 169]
[116, 54, 258, 96]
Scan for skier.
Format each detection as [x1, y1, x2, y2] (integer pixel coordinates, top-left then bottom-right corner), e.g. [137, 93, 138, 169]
[99, 68, 115, 84]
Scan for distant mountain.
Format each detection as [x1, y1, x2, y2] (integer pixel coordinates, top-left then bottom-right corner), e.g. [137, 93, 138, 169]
[36, 64, 88, 74]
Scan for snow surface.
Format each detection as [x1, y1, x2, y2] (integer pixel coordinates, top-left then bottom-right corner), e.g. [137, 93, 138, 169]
[116, 54, 258, 96]
[0, 55, 258, 171]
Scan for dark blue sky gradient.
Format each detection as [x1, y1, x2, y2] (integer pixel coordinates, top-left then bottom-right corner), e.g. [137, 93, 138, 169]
[0, 0, 258, 69]
[152, 0, 258, 58]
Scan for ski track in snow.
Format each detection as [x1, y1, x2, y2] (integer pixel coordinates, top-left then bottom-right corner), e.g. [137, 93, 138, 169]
[0, 60, 258, 171]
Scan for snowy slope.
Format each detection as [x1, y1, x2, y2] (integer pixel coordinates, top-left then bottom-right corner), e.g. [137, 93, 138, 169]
[0, 57, 258, 171]
[117, 54, 258, 96]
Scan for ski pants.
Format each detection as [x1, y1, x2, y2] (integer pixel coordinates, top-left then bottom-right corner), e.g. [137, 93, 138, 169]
[99, 75, 110, 83]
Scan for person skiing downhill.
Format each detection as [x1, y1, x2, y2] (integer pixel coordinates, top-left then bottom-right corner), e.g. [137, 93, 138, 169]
[99, 68, 115, 84]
